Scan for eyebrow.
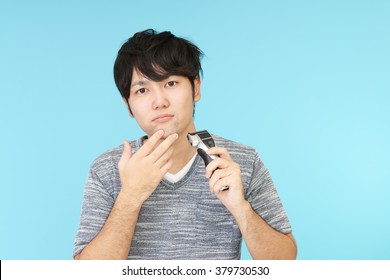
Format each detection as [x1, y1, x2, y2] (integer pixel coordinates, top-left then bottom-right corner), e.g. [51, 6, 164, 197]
[131, 80, 150, 88]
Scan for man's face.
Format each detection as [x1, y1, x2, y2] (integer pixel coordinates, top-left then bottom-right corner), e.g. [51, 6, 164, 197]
[124, 69, 201, 138]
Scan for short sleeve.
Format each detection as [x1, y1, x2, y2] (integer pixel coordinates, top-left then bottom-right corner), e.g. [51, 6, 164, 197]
[73, 167, 115, 257]
[246, 153, 292, 234]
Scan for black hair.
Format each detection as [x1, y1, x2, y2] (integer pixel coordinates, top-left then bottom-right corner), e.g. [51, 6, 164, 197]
[113, 29, 204, 113]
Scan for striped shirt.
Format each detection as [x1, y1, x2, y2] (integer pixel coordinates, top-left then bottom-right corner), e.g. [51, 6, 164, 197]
[73, 134, 291, 259]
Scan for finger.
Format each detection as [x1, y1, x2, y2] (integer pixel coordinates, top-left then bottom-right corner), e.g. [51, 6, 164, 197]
[205, 158, 229, 178]
[119, 140, 132, 164]
[209, 168, 224, 190]
[206, 147, 232, 160]
[210, 177, 231, 194]
[159, 158, 173, 175]
[154, 147, 173, 168]
[149, 133, 178, 162]
[137, 130, 165, 156]
[209, 168, 231, 190]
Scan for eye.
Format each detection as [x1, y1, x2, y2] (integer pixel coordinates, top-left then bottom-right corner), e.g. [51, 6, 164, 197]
[135, 88, 147, 95]
[166, 81, 177, 88]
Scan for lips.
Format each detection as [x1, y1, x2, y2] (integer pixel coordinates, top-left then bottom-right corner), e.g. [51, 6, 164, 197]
[152, 114, 174, 123]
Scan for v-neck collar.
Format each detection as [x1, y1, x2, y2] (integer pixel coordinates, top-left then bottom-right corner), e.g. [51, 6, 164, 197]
[135, 136, 201, 190]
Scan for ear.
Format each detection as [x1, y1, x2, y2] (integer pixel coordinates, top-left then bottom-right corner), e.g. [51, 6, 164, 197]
[193, 76, 201, 102]
[122, 97, 134, 117]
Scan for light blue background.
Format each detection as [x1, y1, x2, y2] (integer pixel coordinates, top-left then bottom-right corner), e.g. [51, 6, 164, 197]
[1, 0, 389, 260]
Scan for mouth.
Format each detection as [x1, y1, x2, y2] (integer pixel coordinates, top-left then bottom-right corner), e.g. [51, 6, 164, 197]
[152, 114, 174, 123]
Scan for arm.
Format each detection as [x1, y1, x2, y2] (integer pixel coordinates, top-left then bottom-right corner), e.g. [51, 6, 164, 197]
[206, 147, 297, 260]
[231, 201, 297, 259]
[75, 130, 178, 260]
[74, 193, 141, 260]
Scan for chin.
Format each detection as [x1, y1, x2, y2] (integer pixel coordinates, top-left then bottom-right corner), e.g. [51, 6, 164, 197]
[162, 128, 179, 138]
[145, 126, 179, 139]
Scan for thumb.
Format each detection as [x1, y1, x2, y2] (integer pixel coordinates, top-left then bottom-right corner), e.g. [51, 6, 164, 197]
[120, 140, 132, 163]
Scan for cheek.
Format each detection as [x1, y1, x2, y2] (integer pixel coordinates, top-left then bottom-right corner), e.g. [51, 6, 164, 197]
[175, 92, 194, 109]
[130, 100, 149, 121]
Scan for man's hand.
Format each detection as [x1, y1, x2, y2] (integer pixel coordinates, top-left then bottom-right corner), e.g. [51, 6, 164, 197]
[205, 147, 246, 214]
[118, 130, 178, 208]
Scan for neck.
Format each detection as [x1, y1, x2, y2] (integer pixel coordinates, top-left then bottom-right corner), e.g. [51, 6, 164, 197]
[168, 131, 197, 174]
[143, 128, 198, 174]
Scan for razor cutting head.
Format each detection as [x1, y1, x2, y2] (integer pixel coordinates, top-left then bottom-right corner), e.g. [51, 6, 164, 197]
[187, 130, 229, 191]
[187, 129, 217, 166]
[187, 130, 215, 149]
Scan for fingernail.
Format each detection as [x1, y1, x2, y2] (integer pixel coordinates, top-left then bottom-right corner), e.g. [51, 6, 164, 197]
[158, 130, 164, 135]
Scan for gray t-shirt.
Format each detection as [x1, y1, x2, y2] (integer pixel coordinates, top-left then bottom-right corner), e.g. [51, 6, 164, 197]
[73, 135, 291, 259]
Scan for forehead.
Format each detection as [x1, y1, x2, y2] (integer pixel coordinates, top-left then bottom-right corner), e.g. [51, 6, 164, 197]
[131, 65, 169, 83]
[132, 68, 147, 81]
[130, 68, 188, 88]
[130, 69, 151, 88]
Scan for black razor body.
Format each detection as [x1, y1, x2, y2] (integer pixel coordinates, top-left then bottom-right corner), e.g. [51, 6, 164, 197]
[187, 130, 229, 191]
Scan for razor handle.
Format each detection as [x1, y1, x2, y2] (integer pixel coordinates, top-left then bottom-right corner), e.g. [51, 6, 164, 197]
[197, 148, 214, 167]
[187, 130, 229, 191]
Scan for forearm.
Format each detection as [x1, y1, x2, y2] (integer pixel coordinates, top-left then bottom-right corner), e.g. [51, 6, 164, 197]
[75, 192, 141, 260]
[232, 201, 297, 260]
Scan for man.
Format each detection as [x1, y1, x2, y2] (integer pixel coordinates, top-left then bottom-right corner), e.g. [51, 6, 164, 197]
[73, 29, 297, 259]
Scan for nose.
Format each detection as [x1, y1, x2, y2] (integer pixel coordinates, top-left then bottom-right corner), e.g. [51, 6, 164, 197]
[152, 89, 169, 110]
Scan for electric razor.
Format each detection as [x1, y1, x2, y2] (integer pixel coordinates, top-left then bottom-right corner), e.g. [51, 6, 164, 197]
[187, 130, 229, 191]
